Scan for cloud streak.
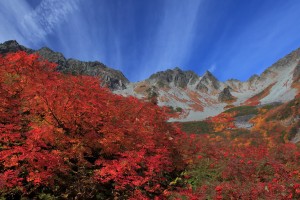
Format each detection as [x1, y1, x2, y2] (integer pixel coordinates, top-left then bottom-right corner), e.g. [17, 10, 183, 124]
[204, 1, 300, 81]
[0, 0, 79, 47]
[2, 0, 300, 83]
[208, 64, 216, 73]
[138, 0, 203, 80]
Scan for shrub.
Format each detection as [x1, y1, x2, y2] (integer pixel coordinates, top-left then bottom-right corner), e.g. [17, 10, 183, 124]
[0, 52, 191, 199]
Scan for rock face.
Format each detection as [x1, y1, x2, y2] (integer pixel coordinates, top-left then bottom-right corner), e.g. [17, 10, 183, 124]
[0, 40, 129, 90]
[196, 71, 220, 92]
[0, 40, 34, 54]
[218, 87, 234, 102]
[148, 67, 199, 88]
[234, 115, 255, 129]
[36, 47, 67, 68]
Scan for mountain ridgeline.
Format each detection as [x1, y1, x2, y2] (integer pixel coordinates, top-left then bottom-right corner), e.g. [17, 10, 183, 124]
[1, 40, 300, 121]
[0, 40, 129, 90]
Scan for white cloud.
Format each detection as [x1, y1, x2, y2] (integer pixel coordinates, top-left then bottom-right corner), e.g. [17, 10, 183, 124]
[23, 0, 79, 36]
[0, 0, 31, 44]
[0, 0, 79, 46]
[139, 0, 203, 79]
[208, 64, 216, 72]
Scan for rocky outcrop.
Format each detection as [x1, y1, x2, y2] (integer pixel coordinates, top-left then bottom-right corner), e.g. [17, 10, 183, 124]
[196, 71, 220, 92]
[218, 86, 235, 102]
[0, 40, 33, 54]
[0, 40, 129, 90]
[148, 67, 198, 88]
[36, 47, 67, 69]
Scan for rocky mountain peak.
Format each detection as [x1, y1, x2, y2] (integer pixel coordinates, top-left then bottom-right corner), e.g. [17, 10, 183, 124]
[196, 70, 220, 92]
[202, 70, 219, 83]
[203, 70, 213, 76]
[148, 67, 199, 88]
[173, 67, 181, 71]
[0, 40, 33, 54]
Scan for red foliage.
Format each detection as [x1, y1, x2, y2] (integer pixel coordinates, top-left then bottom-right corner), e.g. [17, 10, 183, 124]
[172, 123, 300, 199]
[208, 113, 236, 132]
[0, 52, 191, 199]
[1, 51, 300, 199]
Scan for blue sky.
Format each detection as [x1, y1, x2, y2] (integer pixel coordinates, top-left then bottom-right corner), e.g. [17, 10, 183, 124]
[1, 0, 300, 82]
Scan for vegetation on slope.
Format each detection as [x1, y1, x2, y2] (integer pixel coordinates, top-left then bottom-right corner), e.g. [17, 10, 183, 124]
[179, 121, 213, 134]
[173, 98, 300, 199]
[1, 51, 300, 199]
[224, 105, 259, 116]
[174, 104, 300, 199]
[0, 52, 197, 199]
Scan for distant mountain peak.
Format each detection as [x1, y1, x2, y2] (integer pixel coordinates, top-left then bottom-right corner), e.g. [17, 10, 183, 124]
[3, 40, 19, 45]
[204, 70, 213, 75]
[173, 67, 182, 71]
[202, 70, 218, 81]
[148, 67, 199, 88]
[195, 70, 220, 92]
[0, 40, 33, 54]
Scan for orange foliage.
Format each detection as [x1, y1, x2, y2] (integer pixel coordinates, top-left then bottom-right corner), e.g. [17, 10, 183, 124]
[208, 113, 236, 132]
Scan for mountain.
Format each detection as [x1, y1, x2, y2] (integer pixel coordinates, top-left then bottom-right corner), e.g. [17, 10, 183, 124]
[1, 40, 299, 121]
[117, 48, 300, 121]
[0, 40, 129, 90]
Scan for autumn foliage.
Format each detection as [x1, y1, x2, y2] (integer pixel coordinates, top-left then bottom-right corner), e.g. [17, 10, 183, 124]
[208, 113, 236, 132]
[173, 100, 300, 199]
[0, 52, 193, 199]
[1, 51, 300, 199]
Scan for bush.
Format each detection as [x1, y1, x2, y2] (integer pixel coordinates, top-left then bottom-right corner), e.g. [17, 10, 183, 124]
[180, 121, 213, 134]
[0, 52, 191, 199]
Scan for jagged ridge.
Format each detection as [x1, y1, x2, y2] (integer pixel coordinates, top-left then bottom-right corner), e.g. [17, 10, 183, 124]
[0, 40, 129, 90]
[1, 40, 300, 121]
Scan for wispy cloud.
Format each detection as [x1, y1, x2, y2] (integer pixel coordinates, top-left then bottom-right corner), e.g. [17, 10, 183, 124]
[210, 1, 300, 81]
[0, 0, 31, 45]
[0, 0, 79, 46]
[2, 0, 300, 83]
[208, 64, 216, 73]
[138, 0, 203, 80]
